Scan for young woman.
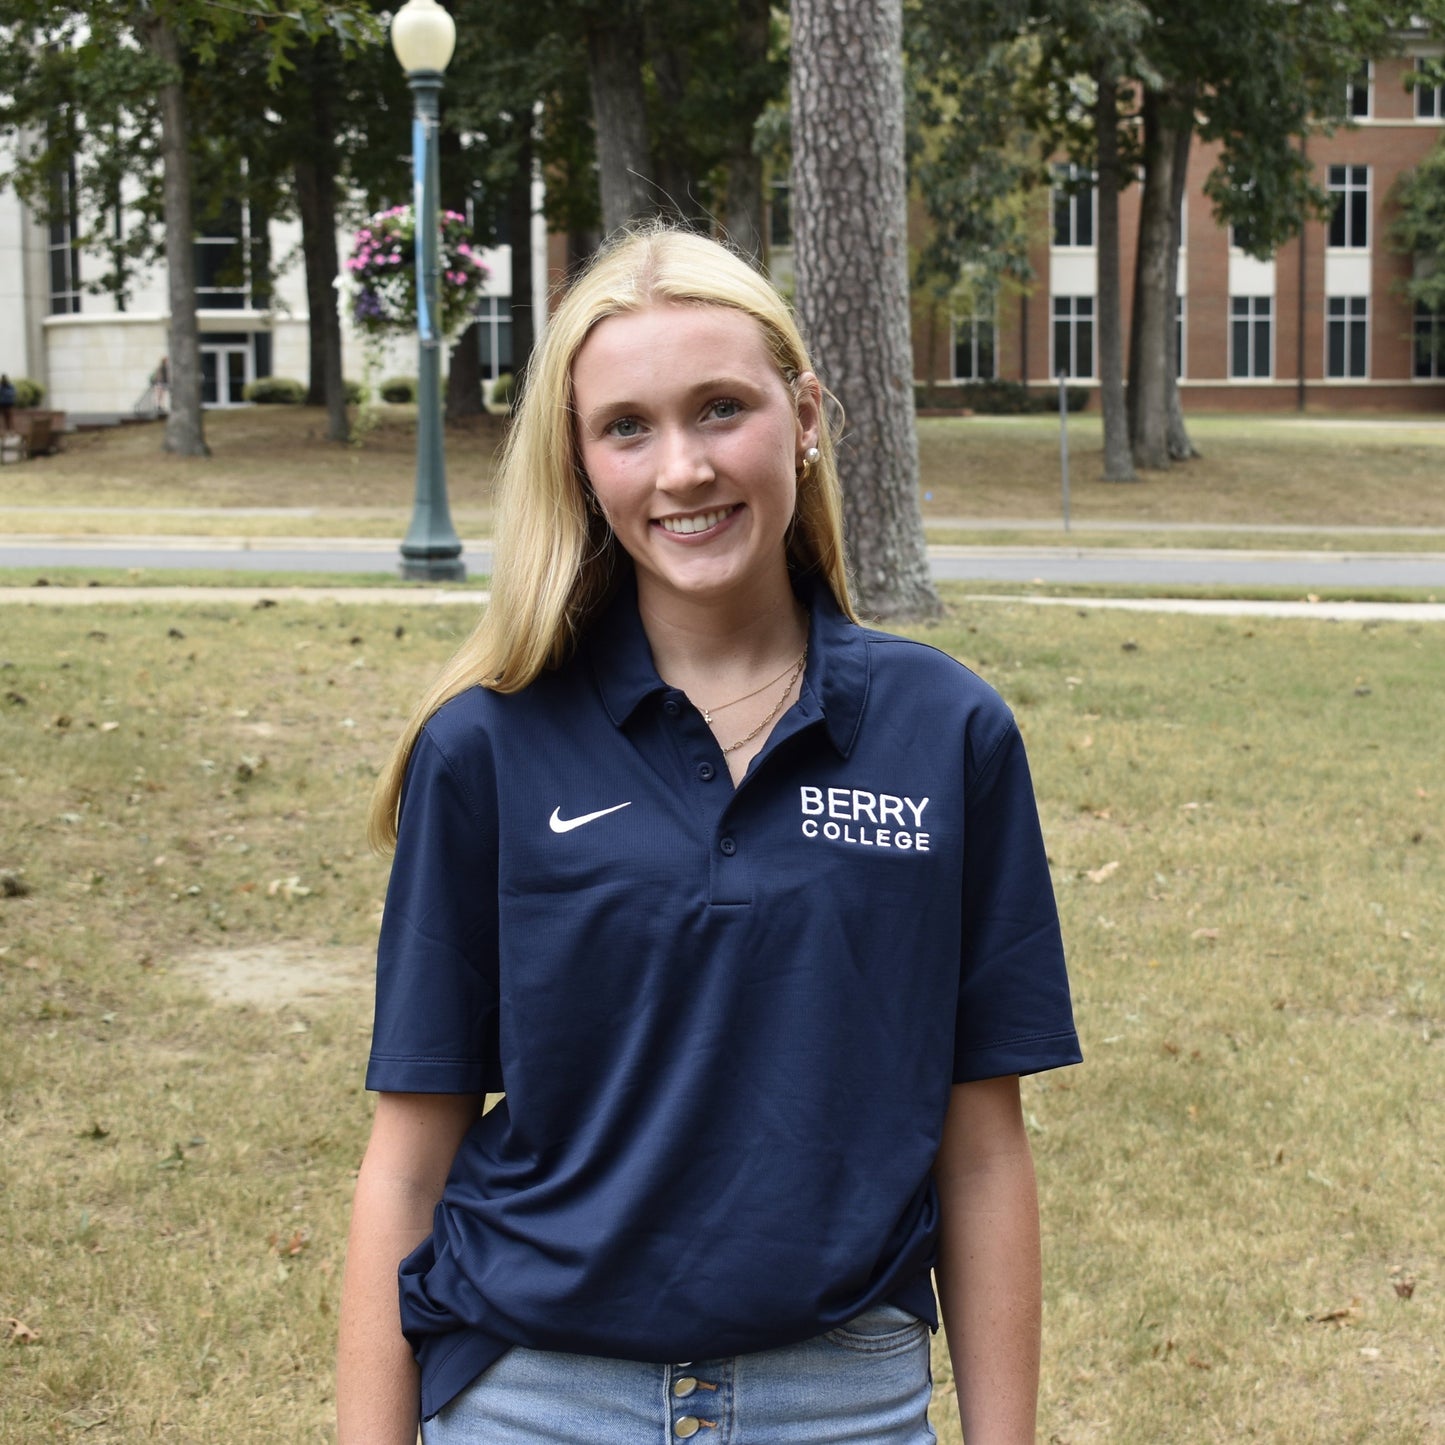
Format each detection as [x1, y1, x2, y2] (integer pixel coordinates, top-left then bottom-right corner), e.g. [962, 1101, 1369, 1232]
[337, 226, 1080, 1444]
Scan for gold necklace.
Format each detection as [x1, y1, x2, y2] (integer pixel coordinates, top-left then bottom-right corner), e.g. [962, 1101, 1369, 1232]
[698, 649, 808, 724]
[719, 644, 808, 755]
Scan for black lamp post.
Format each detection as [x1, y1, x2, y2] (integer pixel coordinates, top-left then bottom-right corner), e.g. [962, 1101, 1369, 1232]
[391, 0, 465, 582]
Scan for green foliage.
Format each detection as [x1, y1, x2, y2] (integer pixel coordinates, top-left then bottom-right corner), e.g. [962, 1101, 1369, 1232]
[242, 376, 305, 405]
[1391, 136, 1445, 318]
[379, 376, 418, 404]
[489, 372, 516, 409]
[12, 377, 46, 407]
[343, 378, 366, 406]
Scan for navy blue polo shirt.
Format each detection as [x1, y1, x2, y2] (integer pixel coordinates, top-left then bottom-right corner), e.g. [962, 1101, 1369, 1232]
[366, 575, 1080, 1419]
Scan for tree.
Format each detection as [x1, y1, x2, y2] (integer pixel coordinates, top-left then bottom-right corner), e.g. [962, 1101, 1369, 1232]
[1392, 132, 1445, 372]
[1127, 0, 1438, 467]
[0, 0, 378, 456]
[792, 0, 940, 621]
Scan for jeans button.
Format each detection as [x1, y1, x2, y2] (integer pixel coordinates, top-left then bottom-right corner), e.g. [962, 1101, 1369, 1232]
[673, 1376, 698, 1398]
[674, 1419, 700, 1440]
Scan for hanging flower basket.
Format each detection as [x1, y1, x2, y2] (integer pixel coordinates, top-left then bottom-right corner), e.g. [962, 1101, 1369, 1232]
[346, 205, 489, 340]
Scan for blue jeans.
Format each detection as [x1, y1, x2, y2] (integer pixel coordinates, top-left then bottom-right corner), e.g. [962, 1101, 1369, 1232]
[422, 1304, 936, 1444]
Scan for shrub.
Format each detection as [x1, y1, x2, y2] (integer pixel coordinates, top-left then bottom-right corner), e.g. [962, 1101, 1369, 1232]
[13, 377, 45, 407]
[244, 375, 305, 405]
[489, 372, 515, 409]
[913, 379, 1089, 414]
[344, 378, 368, 405]
[379, 375, 417, 404]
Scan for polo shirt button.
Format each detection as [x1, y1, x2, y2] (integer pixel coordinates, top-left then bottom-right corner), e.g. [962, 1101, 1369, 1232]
[696, 762, 715, 782]
[718, 836, 736, 856]
[674, 1419, 701, 1440]
[663, 699, 681, 718]
[673, 1376, 698, 1398]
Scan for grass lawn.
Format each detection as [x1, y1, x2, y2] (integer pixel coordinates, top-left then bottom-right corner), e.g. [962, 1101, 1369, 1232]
[2, 407, 1444, 545]
[2, 588, 1441, 1442]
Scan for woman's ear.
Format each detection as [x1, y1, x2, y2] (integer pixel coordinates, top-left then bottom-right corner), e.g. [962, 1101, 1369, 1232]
[794, 371, 823, 457]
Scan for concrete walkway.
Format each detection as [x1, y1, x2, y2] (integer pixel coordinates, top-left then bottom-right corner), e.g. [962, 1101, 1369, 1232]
[4, 584, 1443, 622]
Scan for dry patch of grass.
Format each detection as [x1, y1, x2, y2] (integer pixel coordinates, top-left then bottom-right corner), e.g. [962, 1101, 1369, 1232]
[3, 409, 1445, 543]
[0, 407, 505, 515]
[918, 415, 1445, 529]
[2, 591, 1441, 1442]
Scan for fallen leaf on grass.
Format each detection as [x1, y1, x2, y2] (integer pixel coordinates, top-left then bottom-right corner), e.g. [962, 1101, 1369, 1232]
[1190, 927, 1220, 941]
[267, 876, 311, 900]
[1389, 1267, 1416, 1300]
[1085, 860, 1119, 884]
[1307, 1300, 1361, 1326]
[6, 1318, 40, 1344]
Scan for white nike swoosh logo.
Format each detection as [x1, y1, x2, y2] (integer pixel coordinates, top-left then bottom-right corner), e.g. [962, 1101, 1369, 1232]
[548, 802, 632, 834]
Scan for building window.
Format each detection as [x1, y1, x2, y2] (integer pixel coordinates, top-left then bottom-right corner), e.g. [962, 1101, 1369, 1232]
[1415, 302, 1445, 378]
[951, 313, 997, 382]
[1230, 296, 1273, 379]
[1328, 165, 1369, 249]
[1345, 61, 1372, 119]
[1416, 60, 1445, 120]
[473, 295, 512, 382]
[1052, 295, 1094, 378]
[48, 159, 83, 315]
[195, 199, 250, 309]
[1326, 296, 1368, 378]
[1052, 165, 1095, 248]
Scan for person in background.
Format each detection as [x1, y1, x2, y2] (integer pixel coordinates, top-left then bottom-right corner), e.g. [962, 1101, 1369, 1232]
[0, 374, 16, 433]
[337, 224, 1081, 1445]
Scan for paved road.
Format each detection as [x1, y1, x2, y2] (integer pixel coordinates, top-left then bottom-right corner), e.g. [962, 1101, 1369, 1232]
[4, 535, 1445, 590]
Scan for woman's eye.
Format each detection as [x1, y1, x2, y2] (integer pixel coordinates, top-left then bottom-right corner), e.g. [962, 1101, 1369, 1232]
[709, 399, 742, 420]
[606, 416, 642, 439]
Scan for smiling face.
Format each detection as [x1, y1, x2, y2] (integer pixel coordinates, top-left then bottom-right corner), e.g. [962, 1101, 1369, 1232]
[571, 302, 820, 618]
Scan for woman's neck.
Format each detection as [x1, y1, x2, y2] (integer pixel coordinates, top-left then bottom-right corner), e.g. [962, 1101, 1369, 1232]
[637, 567, 807, 697]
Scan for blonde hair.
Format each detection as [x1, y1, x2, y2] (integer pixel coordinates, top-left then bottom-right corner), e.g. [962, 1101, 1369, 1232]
[368, 224, 855, 850]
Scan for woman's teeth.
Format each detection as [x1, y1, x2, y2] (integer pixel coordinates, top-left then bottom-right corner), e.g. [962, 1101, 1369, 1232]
[659, 507, 735, 535]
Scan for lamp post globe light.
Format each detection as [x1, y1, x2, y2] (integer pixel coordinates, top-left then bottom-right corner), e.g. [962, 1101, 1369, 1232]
[392, 0, 465, 582]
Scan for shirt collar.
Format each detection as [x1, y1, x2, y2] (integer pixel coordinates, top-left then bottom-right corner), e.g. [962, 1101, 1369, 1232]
[587, 570, 869, 758]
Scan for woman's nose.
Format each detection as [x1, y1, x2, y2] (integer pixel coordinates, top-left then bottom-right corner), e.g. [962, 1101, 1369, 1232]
[656, 426, 714, 490]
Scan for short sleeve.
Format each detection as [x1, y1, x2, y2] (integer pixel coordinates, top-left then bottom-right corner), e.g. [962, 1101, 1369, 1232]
[366, 723, 501, 1094]
[953, 721, 1081, 1083]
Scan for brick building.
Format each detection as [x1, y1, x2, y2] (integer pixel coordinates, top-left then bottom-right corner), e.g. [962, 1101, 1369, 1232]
[914, 51, 1445, 413]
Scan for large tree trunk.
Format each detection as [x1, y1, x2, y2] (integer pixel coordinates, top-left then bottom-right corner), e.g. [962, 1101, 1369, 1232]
[295, 40, 348, 442]
[1164, 100, 1199, 461]
[721, 0, 771, 260]
[1128, 86, 1178, 472]
[644, 9, 703, 228]
[792, 0, 939, 621]
[446, 323, 485, 419]
[1095, 67, 1135, 482]
[145, 17, 208, 457]
[586, 7, 655, 233]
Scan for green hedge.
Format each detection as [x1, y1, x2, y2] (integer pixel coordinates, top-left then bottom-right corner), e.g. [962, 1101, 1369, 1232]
[12, 377, 46, 408]
[243, 375, 305, 405]
[489, 372, 515, 409]
[379, 375, 417, 404]
[915, 379, 1089, 414]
